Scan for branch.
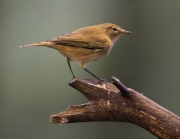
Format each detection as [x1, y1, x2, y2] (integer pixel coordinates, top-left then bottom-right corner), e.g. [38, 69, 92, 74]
[50, 77, 180, 139]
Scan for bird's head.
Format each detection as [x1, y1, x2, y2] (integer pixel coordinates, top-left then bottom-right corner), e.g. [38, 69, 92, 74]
[102, 23, 131, 44]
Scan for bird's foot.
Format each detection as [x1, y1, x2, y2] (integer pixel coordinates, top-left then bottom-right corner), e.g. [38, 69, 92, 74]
[69, 77, 77, 84]
[97, 78, 107, 84]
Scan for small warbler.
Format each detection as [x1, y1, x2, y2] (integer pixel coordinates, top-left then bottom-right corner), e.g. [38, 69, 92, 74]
[20, 23, 131, 80]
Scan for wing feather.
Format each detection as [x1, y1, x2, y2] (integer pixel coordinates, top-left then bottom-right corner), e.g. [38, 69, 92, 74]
[47, 31, 110, 50]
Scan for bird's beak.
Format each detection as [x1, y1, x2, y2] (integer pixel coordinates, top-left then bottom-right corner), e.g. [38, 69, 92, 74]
[122, 30, 132, 34]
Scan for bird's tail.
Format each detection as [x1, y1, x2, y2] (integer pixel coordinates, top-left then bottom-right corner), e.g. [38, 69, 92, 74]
[19, 42, 53, 48]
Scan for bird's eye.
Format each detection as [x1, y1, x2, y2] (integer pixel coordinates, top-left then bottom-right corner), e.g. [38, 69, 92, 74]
[113, 28, 117, 31]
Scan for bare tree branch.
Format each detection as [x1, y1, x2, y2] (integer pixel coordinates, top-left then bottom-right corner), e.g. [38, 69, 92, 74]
[50, 77, 180, 139]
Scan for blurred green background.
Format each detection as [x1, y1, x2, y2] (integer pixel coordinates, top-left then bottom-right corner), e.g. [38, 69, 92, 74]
[0, 0, 179, 138]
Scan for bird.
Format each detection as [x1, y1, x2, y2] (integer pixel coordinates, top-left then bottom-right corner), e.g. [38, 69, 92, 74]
[20, 23, 131, 80]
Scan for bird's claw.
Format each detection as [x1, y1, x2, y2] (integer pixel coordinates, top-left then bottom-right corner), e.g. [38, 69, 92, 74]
[97, 78, 107, 84]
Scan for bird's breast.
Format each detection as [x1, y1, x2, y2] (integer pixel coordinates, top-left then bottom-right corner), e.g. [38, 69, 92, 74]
[57, 45, 111, 64]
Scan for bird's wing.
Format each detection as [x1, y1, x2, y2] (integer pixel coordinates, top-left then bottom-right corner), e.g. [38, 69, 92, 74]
[47, 32, 109, 49]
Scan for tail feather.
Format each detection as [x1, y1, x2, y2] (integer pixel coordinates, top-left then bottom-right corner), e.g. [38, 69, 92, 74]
[19, 42, 53, 48]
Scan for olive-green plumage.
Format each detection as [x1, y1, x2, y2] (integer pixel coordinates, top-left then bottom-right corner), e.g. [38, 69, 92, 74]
[20, 23, 131, 80]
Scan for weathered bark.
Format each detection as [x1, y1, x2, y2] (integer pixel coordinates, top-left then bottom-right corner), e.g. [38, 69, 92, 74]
[50, 77, 180, 139]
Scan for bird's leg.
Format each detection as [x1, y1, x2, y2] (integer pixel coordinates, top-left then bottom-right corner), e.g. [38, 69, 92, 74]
[67, 58, 76, 79]
[80, 64, 102, 81]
